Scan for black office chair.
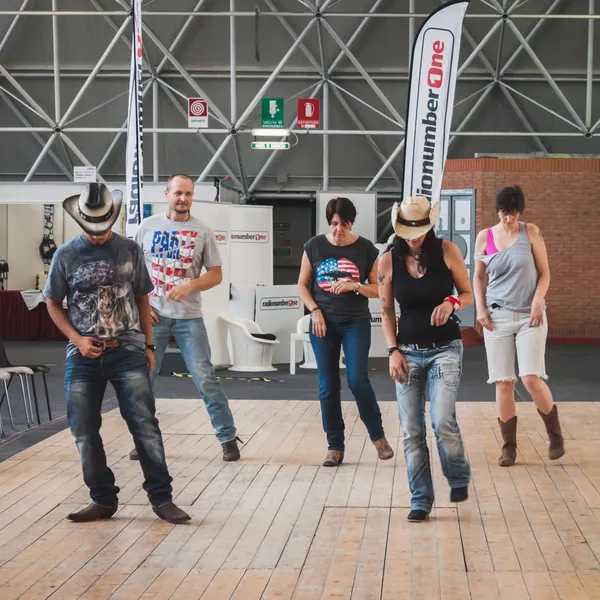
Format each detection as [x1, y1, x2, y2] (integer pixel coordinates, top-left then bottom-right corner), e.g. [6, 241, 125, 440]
[0, 338, 52, 424]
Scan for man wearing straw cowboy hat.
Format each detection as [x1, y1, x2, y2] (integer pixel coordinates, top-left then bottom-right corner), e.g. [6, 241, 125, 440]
[43, 182, 190, 524]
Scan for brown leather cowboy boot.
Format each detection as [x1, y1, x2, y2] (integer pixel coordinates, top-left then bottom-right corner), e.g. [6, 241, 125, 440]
[497, 416, 517, 467]
[537, 405, 565, 460]
[322, 450, 344, 467]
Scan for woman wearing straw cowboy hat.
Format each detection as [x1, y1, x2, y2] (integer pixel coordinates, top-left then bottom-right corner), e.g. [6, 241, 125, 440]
[378, 195, 473, 523]
[43, 183, 190, 525]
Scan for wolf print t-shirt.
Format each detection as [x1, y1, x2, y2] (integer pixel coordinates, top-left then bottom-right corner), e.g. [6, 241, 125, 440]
[134, 213, 222, 320]
[304, 234, 379, 322]
[43, 233, 154, 358]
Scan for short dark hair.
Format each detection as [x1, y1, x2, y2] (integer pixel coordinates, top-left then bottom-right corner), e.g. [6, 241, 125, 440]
[166, 173, 194, 191]
[325, 197, 357, 225]
[495, 185, 525, 214]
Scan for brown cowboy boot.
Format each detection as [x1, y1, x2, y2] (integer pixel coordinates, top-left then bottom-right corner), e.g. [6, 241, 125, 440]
[537, 405, 565, 460]
[497, 416, 517, 467]
[322, 450, 344, 467]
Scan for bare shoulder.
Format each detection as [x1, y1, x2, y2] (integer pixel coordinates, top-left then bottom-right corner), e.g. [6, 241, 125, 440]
[474, 229, 488, 254]
[442, 239, 461, 257]
[525, 222, 541, 239]
[378, 249, 393, 273]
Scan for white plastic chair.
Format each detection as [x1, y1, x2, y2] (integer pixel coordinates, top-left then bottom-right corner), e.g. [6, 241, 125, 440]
[218, 313, 279, 372]
[290, 315, 345, 374]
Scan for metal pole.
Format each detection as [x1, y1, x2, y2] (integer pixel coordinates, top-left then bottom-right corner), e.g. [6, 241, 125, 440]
[248, 81, 324, 193]
[328, 0, 386, 74]
[0, 0, 30, 56]
[0, 90, 72, 179]
[448, 84, 495, 150]
[263, 0, 322, 74]
[52, 0, 60, 122]
[24, 134, 58, 182]
[96, 80, 153, 173]
[331, 84, 403, 188]
[458, 20, 503, 77]
[0, 10, 599, 18]
[0, 66, 55, 125]
[232, 136, 249, 197]
[231, 0, 236, 123]
[327, 80, 402, 126]
[506, 19, 586, 130]
[409, 0, 415, 56]
[61, 133, 107, 182]
[501, 0, 564, 77]
[586, 0, 595, 129]
[142, 23, 232, 127]
[498, 80, 583, 130]
[197, 135, 233, 183]
[156, 0, 207, 74]
[323, 81, 329, 191]
[234, 19, 316, 128]
[499, 85, 548, 152]
[153, 80, 159, 182]
[366, 140, 405, 192]
[321, 19, 405, 127]
[157, 80, 243, 189]
[58, 17, 131, 126]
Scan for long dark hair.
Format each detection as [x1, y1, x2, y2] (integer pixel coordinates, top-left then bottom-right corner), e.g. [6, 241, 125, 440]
[386, 229, 445, 272]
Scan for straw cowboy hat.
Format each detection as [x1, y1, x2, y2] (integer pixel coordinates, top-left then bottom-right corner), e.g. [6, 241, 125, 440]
[63, 183, 123, 235]
[391, 195, 440, 240]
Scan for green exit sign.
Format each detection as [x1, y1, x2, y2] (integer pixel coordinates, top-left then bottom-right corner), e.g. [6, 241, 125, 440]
[261, 98, 284, 128]
[251, 141, 290, 150]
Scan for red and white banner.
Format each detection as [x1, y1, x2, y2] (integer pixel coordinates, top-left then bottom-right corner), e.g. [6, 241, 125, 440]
[298, 98, 320, 129]
[403, 0, 470, 207]
[125, 0, 144, 238]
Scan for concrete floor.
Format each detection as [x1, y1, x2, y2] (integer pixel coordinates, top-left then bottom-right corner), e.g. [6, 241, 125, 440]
[1, 340, 598, 461]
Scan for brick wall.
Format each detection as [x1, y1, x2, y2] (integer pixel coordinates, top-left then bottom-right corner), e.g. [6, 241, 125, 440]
[442, 158, 600, 341]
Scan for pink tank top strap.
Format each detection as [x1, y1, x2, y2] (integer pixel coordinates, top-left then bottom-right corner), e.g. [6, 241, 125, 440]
[486, 228, 499, 255]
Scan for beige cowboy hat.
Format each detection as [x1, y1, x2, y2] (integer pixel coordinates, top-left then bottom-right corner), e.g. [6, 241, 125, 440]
[391, 195, 440, 240]
[63, 183, 123, 235]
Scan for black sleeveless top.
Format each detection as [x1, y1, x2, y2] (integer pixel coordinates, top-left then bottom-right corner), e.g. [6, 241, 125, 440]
[392, 250, 461, 345]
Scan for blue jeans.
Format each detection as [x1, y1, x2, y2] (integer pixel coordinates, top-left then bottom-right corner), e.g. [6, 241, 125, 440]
[310, 316, 384, 451]
[395, 340, 471, 513]
[65, 346, 173, 508]
[151, 315, 237, 444]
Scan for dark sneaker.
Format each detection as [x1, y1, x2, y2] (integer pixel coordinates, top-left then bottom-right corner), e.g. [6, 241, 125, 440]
[152, 502, 191, 524]
[67, 503, 118, 522]
[222, 437, 243, 462]
[450, 486, 469, 503]
[129, 448, 139, 461]
[407, 510, 429, 523]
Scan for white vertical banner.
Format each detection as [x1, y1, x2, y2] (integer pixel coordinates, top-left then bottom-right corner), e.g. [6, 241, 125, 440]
[316, 191, 377, 242]
[125, 0, 144, 238]
[228, 205, 273, 286]
[402, 0, 470, 207]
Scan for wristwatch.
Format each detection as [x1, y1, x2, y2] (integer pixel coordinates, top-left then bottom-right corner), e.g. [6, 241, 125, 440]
[146, 344, 156, 352]
[386, 346, 400, 356]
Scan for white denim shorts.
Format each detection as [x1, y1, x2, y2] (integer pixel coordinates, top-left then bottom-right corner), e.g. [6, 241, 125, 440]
[483, 306, 548, 384]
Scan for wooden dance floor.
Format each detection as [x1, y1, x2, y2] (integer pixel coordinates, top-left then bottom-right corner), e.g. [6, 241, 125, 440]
[1, 399, 600, 599]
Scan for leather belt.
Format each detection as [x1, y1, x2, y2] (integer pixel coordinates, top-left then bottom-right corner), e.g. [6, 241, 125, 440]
[94, 338, 125, 350]
[404, 342, 440, 350]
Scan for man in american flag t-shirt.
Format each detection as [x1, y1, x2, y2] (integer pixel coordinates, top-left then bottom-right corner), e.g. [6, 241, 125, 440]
[132, 174, 241, 463]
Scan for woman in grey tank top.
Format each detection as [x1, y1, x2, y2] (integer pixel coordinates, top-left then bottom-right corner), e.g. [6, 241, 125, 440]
[474, 185, 564, 466]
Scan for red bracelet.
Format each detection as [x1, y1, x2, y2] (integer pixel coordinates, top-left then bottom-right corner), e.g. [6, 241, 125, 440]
[444, 295, 461, 310]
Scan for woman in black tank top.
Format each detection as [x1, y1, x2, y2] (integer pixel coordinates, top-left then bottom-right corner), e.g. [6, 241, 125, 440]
[378, 196, 473, 523]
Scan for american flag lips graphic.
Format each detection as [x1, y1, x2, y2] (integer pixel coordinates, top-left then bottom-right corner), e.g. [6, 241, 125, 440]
[316, 257, 360, 292]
